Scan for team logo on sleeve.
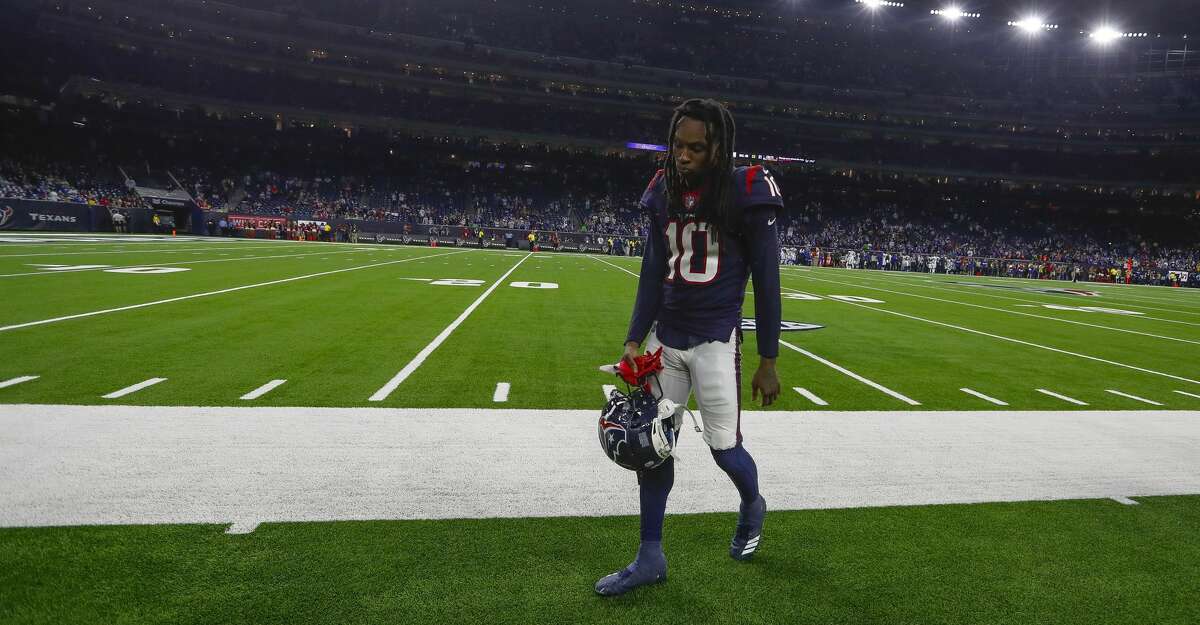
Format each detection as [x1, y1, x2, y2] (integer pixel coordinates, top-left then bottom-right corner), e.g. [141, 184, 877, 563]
[740, 319, 824, 332]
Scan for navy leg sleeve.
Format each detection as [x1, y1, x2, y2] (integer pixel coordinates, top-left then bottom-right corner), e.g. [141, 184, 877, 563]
[711, 443, 760, 505]
[637, 456, 675, 542]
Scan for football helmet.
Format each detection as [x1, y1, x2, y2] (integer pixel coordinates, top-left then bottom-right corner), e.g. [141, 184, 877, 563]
[597, 348, 698, 471]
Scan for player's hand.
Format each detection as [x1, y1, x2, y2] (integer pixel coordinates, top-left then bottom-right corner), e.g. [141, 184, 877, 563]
[751, 359, 780, 407]
[622, 341, 641, 370]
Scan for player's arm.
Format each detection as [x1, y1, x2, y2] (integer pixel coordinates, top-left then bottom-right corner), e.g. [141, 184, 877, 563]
[623, 214, 666, 365]
[746, 205, 782, 406]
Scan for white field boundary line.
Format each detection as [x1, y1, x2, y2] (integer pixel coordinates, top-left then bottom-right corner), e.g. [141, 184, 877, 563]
[864, 271, 1200, 324]
[0, 247, 385, 278]
[779, 340, 921, 405]
[960, 388, 1008, 406]
[369, 253, 533, 401]
[241, 380, 288, 401]
[779, 285, 1200, 387]
[0, 249, 470, 333]
[102, 378, 168, 399]
[1104, 389, 1164, 406]
[1036, 389, 1089, 406]
[792, 272, 1200, 346]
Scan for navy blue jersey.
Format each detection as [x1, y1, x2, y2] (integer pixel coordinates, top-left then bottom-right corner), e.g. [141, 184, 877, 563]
[626, 165, 784, 358]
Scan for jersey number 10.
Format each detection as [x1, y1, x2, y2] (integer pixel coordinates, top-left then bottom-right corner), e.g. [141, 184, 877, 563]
[665, 220, 720, 284]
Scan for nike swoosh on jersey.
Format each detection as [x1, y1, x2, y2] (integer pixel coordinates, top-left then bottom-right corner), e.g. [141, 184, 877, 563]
[767, 217, 776, 225]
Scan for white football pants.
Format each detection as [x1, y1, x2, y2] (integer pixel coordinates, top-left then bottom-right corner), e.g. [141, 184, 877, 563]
[644, 325, 743, 450]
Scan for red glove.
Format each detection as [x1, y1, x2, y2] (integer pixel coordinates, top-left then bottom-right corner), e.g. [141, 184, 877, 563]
[617, 346, 664, 391]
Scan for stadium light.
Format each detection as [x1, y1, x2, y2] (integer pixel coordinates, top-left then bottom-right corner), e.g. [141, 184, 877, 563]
[931, 6, 981, 20]
[1089, 26, 1122, 44]
[856, 0, 904, 9]
[1009, 16, 1058, 33]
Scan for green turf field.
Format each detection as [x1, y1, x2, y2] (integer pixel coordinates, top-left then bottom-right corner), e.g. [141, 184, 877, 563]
[2, 497, 1197, 624]
[2, 233, 1199, 410]
[2, 233, 1199, 624]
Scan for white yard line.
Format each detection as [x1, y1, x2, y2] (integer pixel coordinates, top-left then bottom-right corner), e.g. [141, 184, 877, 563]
[589, 254, 640, 277]
[0, 247, 384, 278]
[0, 375, 39, 389]
[369, 253, 532, 401]
[779, 340, 921, 405]
[793, 387, 829, 406]
[4, 404, 1199, 527]
[1174, 390, 1200, 400]
[780, 286, 1200, 387]
[0, 250, 469, 333]
[0, 244, 300, 259]
[102, 378, 168, 399]
[1104, 389, 1164, 406]
[865, 272, 1200, 325]
[960, 388, 1008, 406]
[492, 382, 511, 403]
[240, 379, 288, 401]
[1036, 389, 1088, 406]
[791, 273, 1200, 345]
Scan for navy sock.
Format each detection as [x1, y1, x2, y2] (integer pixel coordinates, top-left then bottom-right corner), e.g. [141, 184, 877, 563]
[635, 540, 665, 567]
[637, 456, 674, 542]
[710, 443, 760, 505]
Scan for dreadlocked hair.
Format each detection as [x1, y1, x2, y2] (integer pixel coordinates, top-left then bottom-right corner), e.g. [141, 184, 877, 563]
[664, 97, 738, 235]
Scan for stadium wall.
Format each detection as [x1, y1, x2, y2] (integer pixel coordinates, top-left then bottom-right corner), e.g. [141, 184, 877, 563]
[0, 199, 191, 234]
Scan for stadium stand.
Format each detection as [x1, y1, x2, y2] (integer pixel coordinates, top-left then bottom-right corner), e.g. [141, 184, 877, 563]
[0, 0, 1196, 285]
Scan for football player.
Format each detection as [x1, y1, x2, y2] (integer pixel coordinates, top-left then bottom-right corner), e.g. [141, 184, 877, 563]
[595, 98, 784, 596]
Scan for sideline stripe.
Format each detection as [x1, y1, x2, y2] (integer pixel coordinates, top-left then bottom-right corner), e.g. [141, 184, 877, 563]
[1174, 390, 1200, 399]
[781, 285, 1200, 387]
[493, 382, 511, 403]
[241, 379, 288, 401]
[0, 250, 468, 333]
[103, 378, 167, 399]
[1036, 389, 1088, 406]
[369, 253, 532, 401]
[1104, 389, 1163, 406]
[779, 340, 921, 405]
[0, 375, 40, 389]
[793, 387, 828, 406]
[960, 388, 1009, 406]
[1110, 496, 1139, 506]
